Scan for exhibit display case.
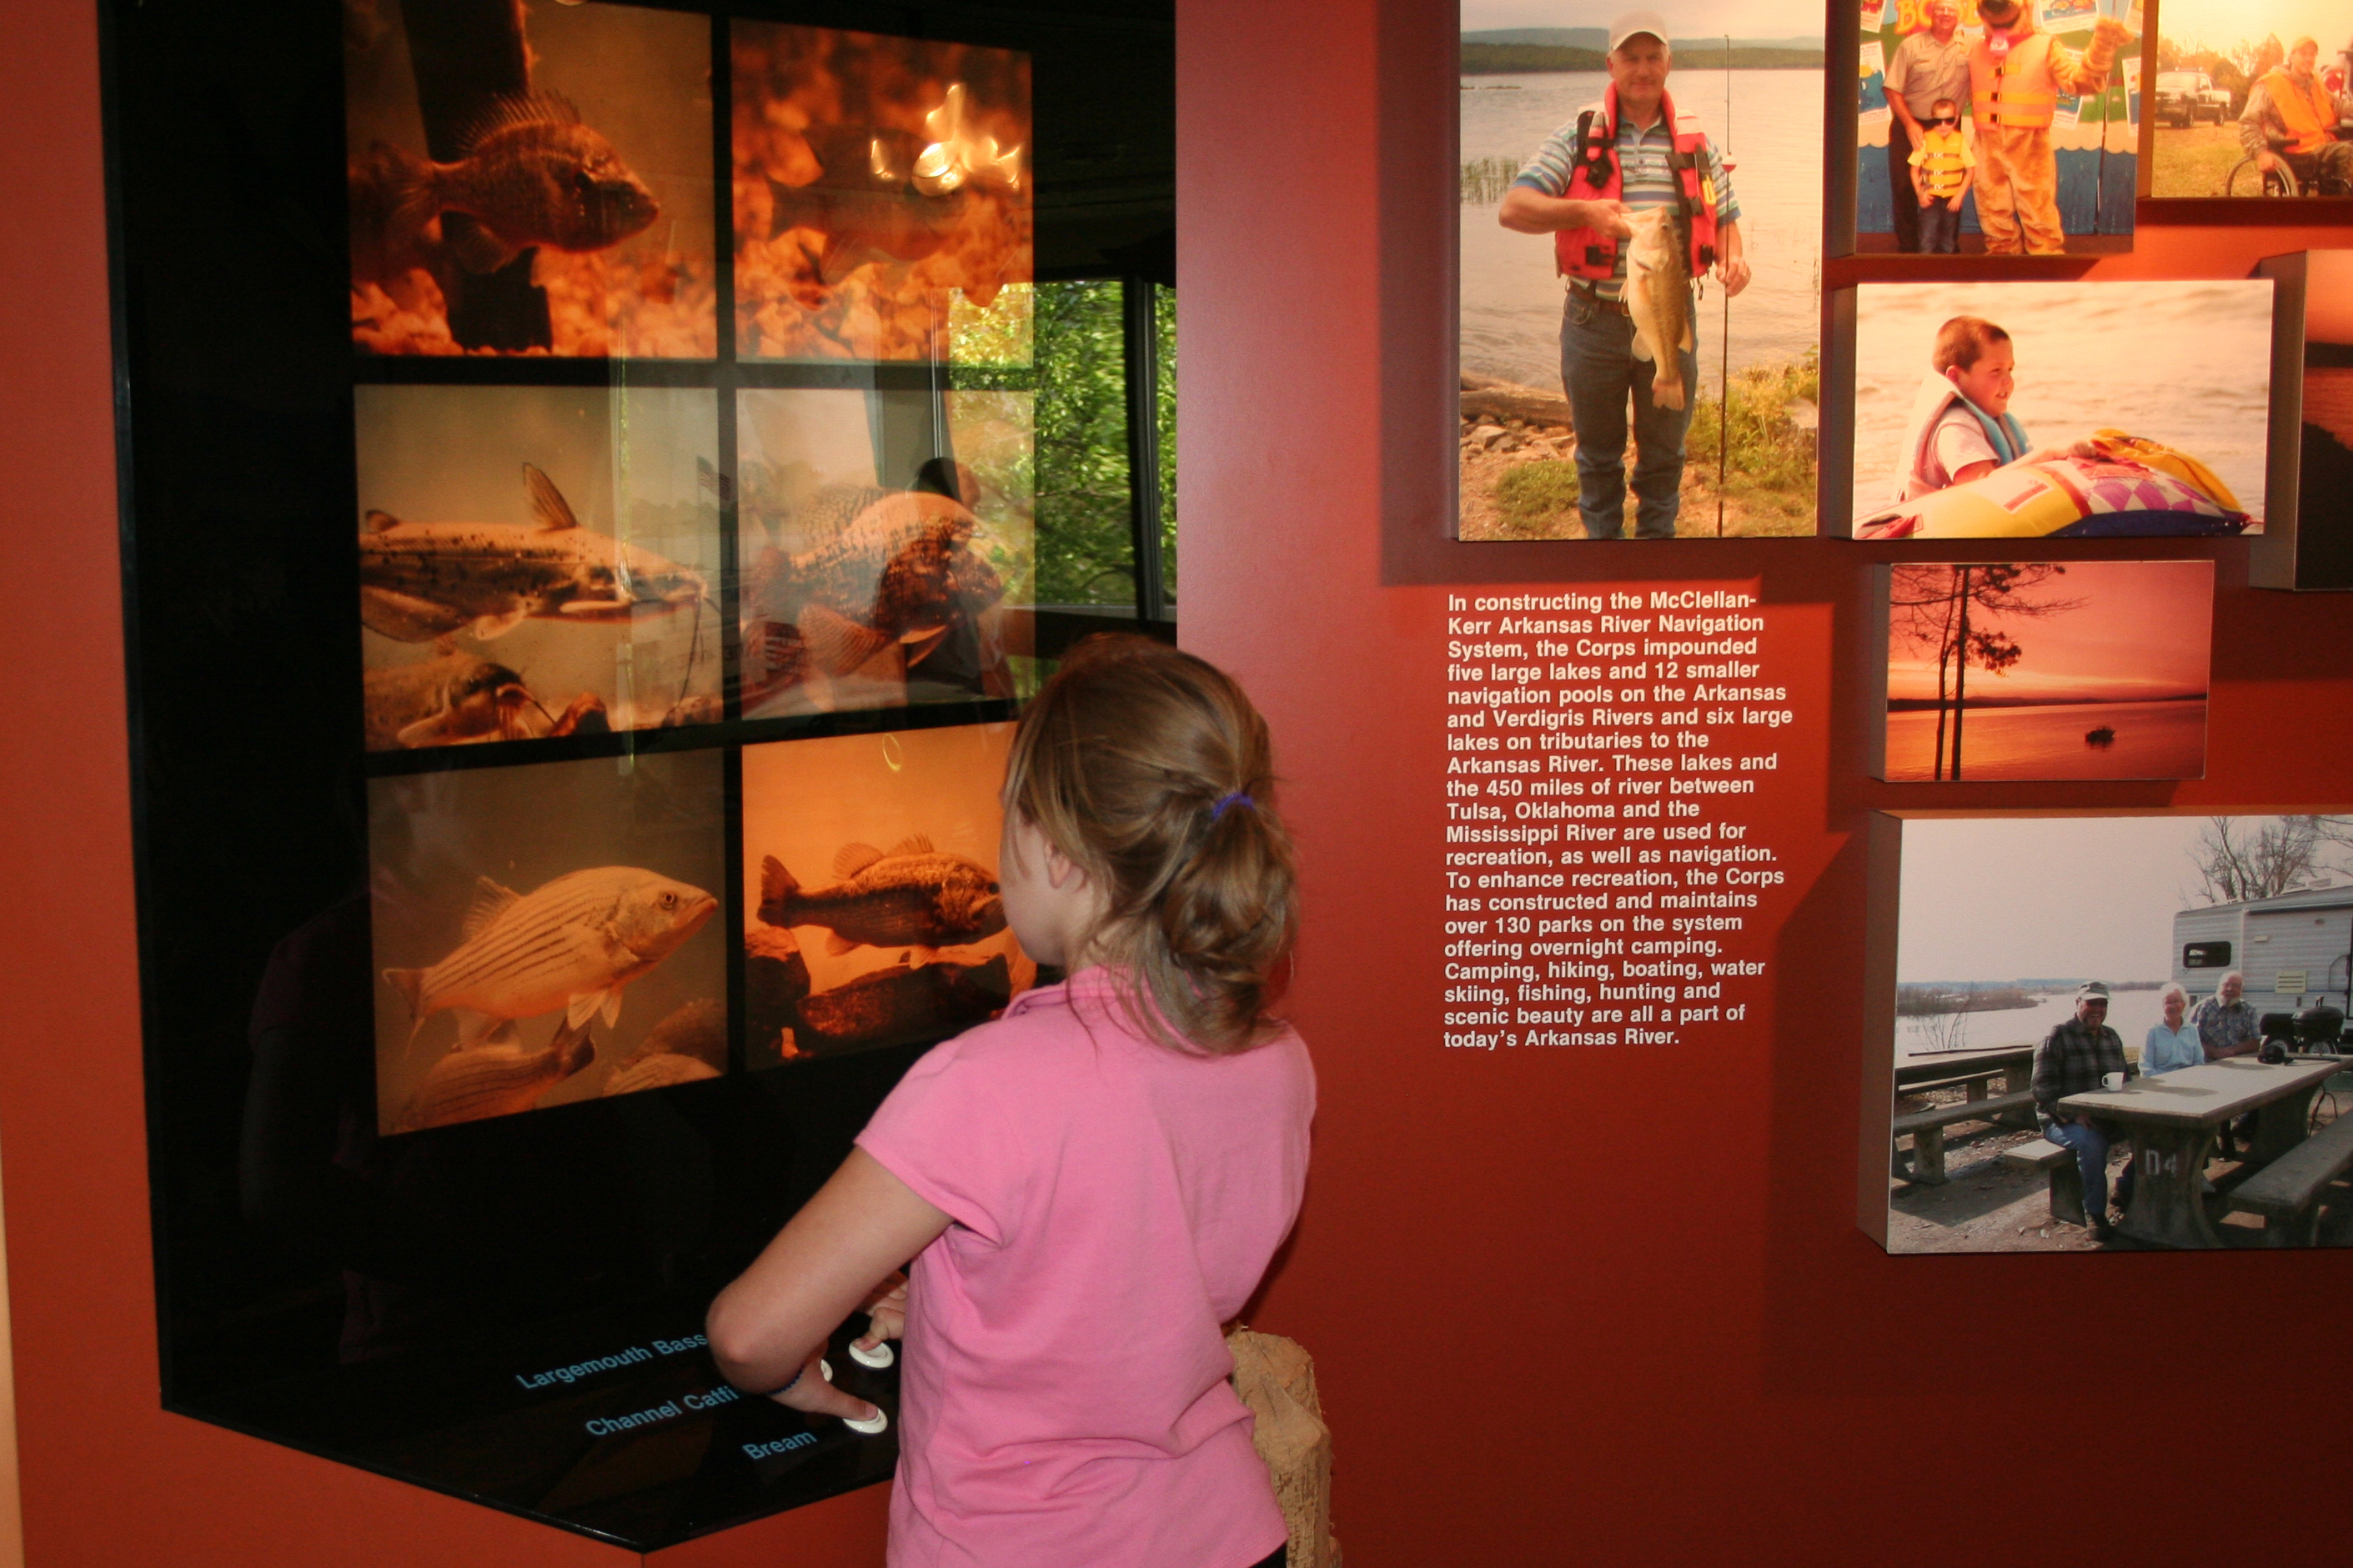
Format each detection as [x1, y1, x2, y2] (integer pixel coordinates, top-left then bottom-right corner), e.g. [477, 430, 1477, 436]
[105, 0, 1161, 1547]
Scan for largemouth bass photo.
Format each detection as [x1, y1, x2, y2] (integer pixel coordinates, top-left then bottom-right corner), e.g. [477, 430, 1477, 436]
[757, 835, 1005, 954]
[795, 953, 1011, 1054]
[1627, 206, 1694, 413]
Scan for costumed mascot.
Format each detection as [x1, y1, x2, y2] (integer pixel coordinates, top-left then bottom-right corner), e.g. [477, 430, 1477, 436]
[1968, 0, 2130, 254]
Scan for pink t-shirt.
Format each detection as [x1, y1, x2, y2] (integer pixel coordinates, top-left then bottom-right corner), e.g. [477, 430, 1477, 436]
[856, 969, 1314, 1568]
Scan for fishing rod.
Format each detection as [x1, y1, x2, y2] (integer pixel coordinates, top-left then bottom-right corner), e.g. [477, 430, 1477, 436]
[1717, 33, 1730, 538]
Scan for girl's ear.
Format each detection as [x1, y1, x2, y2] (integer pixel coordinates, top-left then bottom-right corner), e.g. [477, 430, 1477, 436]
[1041, 837, 1086, 892]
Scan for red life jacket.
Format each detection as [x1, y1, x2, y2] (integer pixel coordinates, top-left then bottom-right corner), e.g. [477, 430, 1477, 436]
[1551, 84, 1721, 282]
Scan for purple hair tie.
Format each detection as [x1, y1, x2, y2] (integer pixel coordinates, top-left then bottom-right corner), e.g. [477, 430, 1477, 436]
[1212, 791, 1253, 821]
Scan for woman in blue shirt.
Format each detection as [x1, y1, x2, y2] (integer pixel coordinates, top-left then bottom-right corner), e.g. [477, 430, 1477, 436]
[2142, 983, 2205, 1075]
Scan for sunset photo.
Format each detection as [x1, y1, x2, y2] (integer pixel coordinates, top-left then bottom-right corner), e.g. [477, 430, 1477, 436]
[1874, 559, 2212, 781]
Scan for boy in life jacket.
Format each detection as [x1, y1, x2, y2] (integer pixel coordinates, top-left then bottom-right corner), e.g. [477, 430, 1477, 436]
[2238, 37, 2353, 193]
[1907, 98, 1975, 254]
[1890, 315, 2089, 503]
[1497, 9, 1749, 539]
[1967, 0, 2129, 254]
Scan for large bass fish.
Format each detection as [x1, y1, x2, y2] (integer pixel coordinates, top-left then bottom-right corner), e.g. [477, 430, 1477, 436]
[1626, 206, 1693, 413]
[360, 464, 705, 643]
[758, 835, 1005, 955]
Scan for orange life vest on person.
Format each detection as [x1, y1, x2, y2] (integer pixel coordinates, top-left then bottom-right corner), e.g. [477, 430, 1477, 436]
[1550, 84, 1720, 282]
[1969, 28, 2060, 131]
[2260, 66, 2339, 153]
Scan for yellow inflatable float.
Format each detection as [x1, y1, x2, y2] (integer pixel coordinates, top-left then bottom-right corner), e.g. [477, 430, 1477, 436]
[1857, 430, 2252, 539]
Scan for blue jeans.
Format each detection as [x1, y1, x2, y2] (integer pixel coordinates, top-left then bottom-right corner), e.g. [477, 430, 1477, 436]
[2044, 1119, 2135, 1217]
[1917, 196, 1961, 253]
[1560, 287, 1698, 539]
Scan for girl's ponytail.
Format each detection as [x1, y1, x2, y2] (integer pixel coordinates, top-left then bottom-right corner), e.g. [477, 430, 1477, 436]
[1003, 635, 1297, 1054]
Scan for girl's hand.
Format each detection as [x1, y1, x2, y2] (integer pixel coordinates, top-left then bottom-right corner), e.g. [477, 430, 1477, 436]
[765, 1347, 880, 1425]
[855, 1273, 909, 1351]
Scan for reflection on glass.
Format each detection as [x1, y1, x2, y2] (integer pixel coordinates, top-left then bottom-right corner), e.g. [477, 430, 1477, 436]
[731, 20, 1033, 363]
[741, 724, 1031, 1069]
[735, 388, 1031, 716]
[345, 0, 716, 357]
[368, 751, 730, 1135]
[354, 385, 723, 746]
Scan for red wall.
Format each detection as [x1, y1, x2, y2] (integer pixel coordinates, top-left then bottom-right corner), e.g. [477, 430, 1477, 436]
[1182, 0, 2353, 1563]
[5, 0, 2351, 1560]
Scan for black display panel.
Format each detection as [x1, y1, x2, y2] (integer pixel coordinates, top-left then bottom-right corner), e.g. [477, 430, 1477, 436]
[105, 0, 1167, 1547]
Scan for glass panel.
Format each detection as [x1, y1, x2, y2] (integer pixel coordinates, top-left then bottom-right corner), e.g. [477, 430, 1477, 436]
[1032, 279, 1134, 608]
[1155, 281, 1176, 609]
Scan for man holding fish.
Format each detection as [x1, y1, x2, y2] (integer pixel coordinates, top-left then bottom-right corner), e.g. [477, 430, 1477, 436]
[1499, 10, 1750, 539]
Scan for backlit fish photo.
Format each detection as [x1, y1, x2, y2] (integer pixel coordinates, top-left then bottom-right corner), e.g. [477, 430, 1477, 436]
[369, 751, 729, 1135]
[733, 20, 1033, 363]
[1458, 0, 1824, 539]
[355, 385, 721, 746]
[347, 0, 717, 356]
[740, 724, 1030, 1067]
[735, 388, 1030, 717]
[1843, 278, 2271, 538]
[1871, 559, 2212, 782]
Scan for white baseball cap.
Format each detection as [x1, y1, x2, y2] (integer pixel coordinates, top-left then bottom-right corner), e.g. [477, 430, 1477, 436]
[1609, 9, 1673, 53]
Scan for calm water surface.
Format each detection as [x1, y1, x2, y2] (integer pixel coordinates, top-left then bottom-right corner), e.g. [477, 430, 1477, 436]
[1883, 699, 2206, 782]
[1461, 70, 1823, 390]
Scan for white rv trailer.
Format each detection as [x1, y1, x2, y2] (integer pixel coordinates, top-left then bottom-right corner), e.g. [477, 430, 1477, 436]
[2169, 884, 2353, 1009]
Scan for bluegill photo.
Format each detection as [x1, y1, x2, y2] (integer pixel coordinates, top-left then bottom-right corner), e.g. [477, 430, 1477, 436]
[347, 0, 716, 356]
[741, 724, 1031, 1065]
[354, 385, 722, 746]
[369, 750, 729, 1133]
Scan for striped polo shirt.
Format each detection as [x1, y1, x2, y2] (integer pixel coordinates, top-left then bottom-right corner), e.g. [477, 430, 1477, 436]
[1513, 108, 1741, 300]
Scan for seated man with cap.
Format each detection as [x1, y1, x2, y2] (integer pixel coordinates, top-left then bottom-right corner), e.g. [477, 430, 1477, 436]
[2239, 36, 2353, 193]
[2031, 981, 2134, 1240]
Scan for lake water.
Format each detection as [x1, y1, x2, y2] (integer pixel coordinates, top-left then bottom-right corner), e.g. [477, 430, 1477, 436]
[1897, 990, 2170, 1057]
[1461, 70, 1823, 390]
[1851, 278, 2273, 523]
[1882, 699, 2205, 782]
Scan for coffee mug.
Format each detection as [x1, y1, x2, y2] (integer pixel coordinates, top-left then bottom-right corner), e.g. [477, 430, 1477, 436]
[2102, 1071, 2125, 1090]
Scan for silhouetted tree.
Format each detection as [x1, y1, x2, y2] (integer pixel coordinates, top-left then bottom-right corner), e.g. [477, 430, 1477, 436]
[1887, 564, 2080, 779]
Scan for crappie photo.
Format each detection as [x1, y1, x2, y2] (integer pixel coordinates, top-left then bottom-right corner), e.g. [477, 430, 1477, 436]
[1856, 0, 2140, 255]
[346, 0, 717, 357]
[1880, 813, 2353, 1253]
[2148, 0, 2350, 198]
[734, 21, 1033, 363]
[368, 750, 730, 1136]
[1872, 559, 2212, 782]
[740, 724, 1031, 1069]
[1458, 0, 1824, 540]
[1843, 278, 2272, 539]
[355, 385, 722, 748]
[736, 388, 1030, 719]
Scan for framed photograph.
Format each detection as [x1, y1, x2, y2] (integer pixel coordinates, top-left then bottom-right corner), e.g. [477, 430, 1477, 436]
[1864, 813, 2353, 1252]
[740, 724, 1031, 1068]
[2252, 250, 2353, 589]
[1850, 0, 2140, 254]
[1834, 277, 2272, 537]
[1868, 559, 2213, 781]
[347, 0, 718, 357]
[2147, 3, 2352, 198]
[368, 750, 729, 1135]
[355, 384, 723, 747]
[733, 21, 1033, 363]
[1457, 3, 1824, 539]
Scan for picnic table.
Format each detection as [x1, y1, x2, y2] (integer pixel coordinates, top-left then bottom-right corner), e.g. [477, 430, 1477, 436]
[2058, 1058, 2345, 1249]
[1896, 1044, 2036, 1095]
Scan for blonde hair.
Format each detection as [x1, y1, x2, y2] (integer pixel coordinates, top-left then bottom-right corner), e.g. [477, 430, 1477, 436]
[1002, 635, 1297, 1055]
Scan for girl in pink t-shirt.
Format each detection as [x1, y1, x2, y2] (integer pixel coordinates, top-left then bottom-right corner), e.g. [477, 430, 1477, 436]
[710, 635, 1315, 1568]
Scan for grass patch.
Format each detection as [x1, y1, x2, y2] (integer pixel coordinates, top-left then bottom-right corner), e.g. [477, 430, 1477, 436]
[1689, 348, 1818, 524]
[2151, 123, 2245, 198]
[1494, 458, 1581, 524]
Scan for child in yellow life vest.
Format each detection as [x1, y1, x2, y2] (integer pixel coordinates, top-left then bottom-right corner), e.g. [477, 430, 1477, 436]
[1967, 0, 2129, 254]
[1908, 98, 1975, 254]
